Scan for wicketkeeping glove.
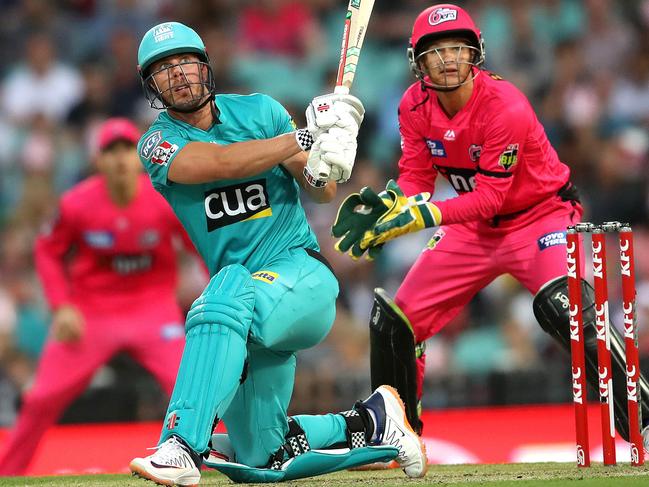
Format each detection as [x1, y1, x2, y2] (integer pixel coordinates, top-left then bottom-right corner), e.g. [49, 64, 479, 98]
[331, 186, 393, 260]
[359, 180, 442, 249]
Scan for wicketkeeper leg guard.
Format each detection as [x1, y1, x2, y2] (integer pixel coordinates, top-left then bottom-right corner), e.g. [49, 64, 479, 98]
[533, 275, 649, 442]
[369, 288, 423, 434]
[160, 264, 254, 453]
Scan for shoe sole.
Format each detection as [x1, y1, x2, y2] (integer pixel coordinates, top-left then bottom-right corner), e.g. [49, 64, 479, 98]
[130, 462, 199, 487]
[380, 385, 429, 478]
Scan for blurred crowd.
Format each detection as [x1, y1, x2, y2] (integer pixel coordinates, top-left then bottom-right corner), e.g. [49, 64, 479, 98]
[1, 0, 649, 422]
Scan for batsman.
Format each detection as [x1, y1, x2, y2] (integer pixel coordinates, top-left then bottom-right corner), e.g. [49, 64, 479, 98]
[333, 3, 649, 448]
[128, 21, 427, 486]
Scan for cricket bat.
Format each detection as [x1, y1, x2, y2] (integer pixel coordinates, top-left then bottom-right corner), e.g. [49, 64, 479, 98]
[315, 0, 375, 179]
[335, 0, 376, 94]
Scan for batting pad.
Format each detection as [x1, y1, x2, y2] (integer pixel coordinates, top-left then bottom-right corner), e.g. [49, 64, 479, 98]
[205, 445, 398, 483]
[159, 264, 255, 453]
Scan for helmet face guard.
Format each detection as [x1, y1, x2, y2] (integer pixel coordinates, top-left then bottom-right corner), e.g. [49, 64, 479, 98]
[140, 58, 216, 113]
[407, 4, 485, 91]
[408, 39, 483, 91]
[138, 22, 217, 112]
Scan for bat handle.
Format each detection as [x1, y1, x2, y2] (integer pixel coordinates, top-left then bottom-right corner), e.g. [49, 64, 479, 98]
[334, 85, 350, 95]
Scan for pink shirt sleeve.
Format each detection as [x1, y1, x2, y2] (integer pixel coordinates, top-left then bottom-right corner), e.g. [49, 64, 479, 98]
[34, 199, 76, 309]
[396, 95, 438, 197]
[435, 103, 529, 224]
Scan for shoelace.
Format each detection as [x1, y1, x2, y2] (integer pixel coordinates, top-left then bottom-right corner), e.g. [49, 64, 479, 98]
[147, 437, 188, 465]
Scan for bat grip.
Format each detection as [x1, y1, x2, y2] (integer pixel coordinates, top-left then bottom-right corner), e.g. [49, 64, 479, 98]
[334, 85, 350, 95]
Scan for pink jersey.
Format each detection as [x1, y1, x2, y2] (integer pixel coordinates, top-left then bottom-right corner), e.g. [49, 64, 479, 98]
[35, 174, 192, 312]
[397, 70, 571, 226]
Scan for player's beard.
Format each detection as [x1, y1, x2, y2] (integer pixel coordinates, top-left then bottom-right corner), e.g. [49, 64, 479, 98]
[167, 83, 210, 112]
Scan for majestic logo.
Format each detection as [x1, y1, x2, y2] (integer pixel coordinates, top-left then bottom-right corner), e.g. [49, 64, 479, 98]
[151, 141, 178, 166]
[469, 144, 482, 162]
[428, 7, 457, 26]
[204, 179, 271, 231]
[537, 231, 567, 251]
[425, 139, 447, 157]
[443, 129, 455, 141]
[140, 131, 162, 160]
[153, 23, 174, 43]
[252, 271, 279, 284]
[498, 143, 519, 170]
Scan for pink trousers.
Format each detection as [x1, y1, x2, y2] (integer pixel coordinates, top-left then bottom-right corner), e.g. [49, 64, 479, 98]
[0, 301, 184, 475]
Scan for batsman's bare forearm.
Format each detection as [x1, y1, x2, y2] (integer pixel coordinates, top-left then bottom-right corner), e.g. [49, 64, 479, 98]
[168, 133, 303, 184]
[282, 152, 337, 203]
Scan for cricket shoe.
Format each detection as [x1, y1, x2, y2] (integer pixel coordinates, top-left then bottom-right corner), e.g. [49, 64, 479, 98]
[359, 385, 428, 478]
[130, 435, 202, 486]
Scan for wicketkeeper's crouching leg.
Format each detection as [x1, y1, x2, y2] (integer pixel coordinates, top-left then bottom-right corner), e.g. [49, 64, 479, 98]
[533, 276, 649, 443]
[368, 288, 425, 434]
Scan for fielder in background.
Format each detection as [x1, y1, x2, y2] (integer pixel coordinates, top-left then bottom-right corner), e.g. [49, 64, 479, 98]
[333, 3, 649, 447]
[0, 118, 195, 476]
[128, 22, 427, 486]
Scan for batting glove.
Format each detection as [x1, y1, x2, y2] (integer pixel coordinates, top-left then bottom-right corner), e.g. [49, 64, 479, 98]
[306, 93, 365, 139]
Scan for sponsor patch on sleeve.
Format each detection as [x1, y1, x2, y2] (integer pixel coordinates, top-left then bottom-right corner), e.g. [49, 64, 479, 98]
[151, 141, 178, 166]
[140, 131, 162, 160]
[538, 231, 567, 251]
[498, 143, 519, 170]
[252, 271, 279, 284]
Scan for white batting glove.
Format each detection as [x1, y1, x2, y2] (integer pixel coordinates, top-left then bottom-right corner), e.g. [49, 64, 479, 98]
[303, 138, 329, 188]
[319, 128, 358, 183]
[305, 93, 365, 139]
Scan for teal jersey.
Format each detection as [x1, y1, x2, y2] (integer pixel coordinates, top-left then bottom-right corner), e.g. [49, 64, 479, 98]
[138, 93, 319, 275]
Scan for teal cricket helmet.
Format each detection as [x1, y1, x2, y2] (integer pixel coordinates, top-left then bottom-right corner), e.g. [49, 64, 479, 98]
[138, 22, 216, 112]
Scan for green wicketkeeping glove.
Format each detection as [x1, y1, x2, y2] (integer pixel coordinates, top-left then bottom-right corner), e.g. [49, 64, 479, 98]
[357, 180, 441, 252]
[331, 186, 392, 260]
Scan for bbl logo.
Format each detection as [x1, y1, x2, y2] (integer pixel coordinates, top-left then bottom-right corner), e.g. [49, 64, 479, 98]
[204, 179, 271, 231]
[498, 143, 519, 170]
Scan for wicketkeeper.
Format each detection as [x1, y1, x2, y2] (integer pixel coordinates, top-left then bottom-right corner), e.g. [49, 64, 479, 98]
[332, 3, 649, 449]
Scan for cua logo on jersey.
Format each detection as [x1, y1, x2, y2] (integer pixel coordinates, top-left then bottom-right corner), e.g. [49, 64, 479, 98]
[429, 7, 457, 26]
[498, 143, 519, 170]
[151, 141, 178, 166]
[425, 139, 447, 157]
[204, 179, 271, 231]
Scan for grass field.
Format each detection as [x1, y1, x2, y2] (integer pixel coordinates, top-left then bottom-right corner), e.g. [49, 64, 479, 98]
[2, 463, 649, 487]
